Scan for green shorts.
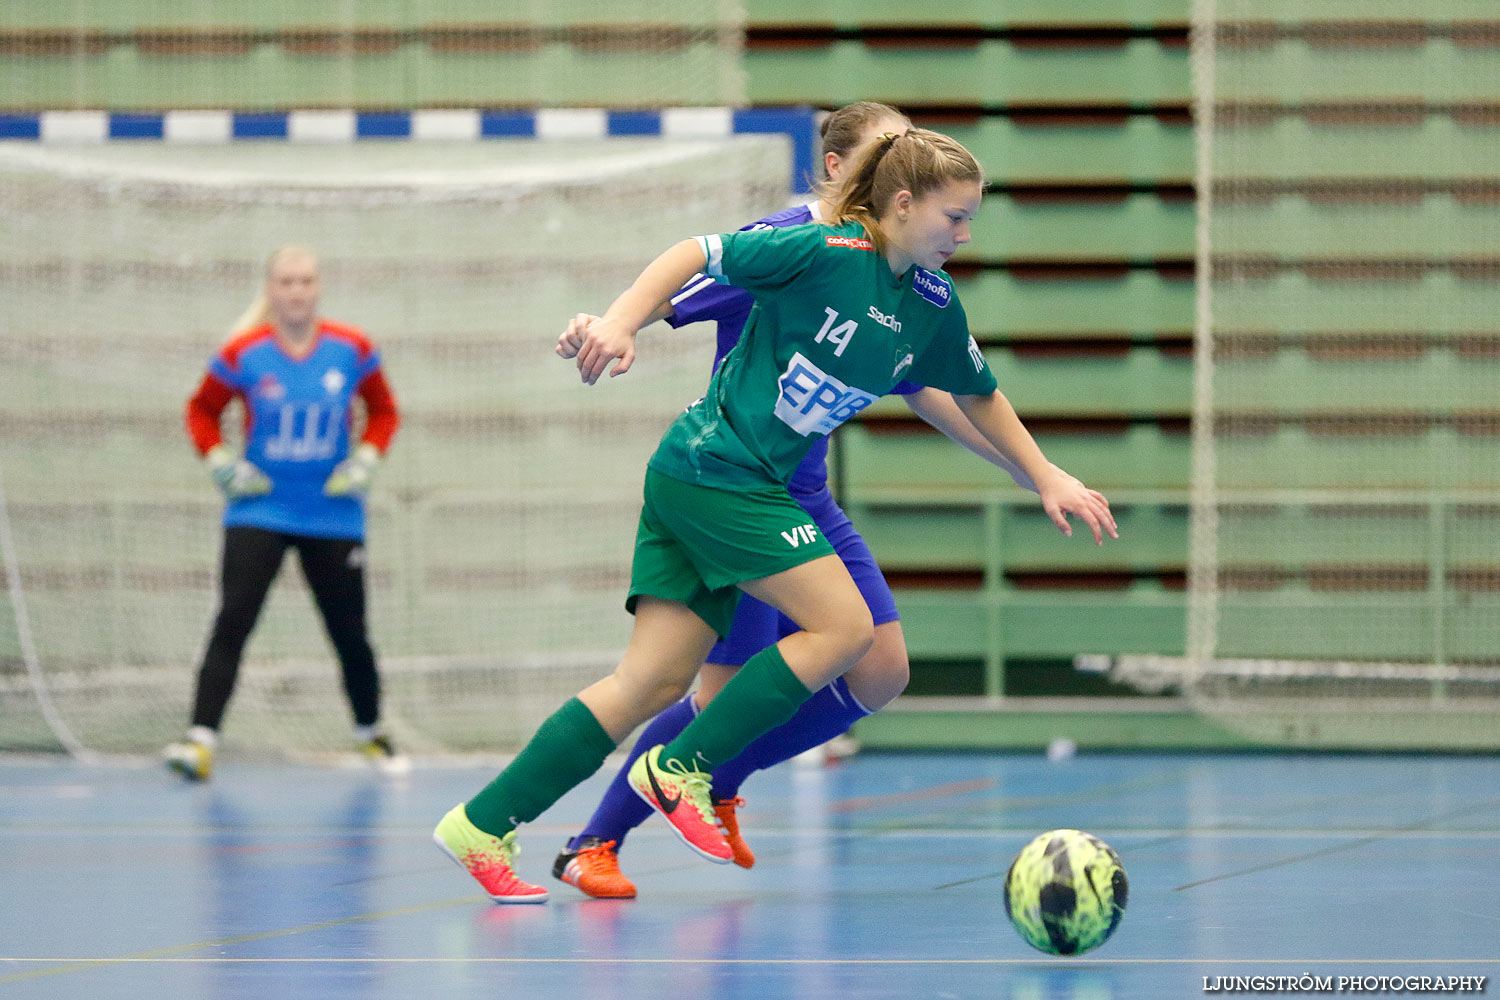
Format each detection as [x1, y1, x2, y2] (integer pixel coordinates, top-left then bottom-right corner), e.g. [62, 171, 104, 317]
[626, 466, 837, 638]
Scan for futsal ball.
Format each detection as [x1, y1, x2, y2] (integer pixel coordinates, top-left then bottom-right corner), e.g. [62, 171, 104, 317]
[1003, 829, 1128, 956]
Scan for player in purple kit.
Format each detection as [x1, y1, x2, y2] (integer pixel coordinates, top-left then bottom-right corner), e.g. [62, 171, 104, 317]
[164, 246, 403, 781]
[548, 103, 1066, 898]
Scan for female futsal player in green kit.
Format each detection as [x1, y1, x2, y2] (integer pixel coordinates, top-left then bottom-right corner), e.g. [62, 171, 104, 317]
[433, 128, 1116, 902]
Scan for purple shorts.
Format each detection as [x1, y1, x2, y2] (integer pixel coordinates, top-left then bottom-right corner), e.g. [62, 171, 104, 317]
[706, 487, 899, 667]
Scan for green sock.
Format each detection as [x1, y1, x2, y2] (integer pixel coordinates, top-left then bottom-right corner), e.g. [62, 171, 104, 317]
[465, 697, 616, 837]
[660, 643, 813, 773]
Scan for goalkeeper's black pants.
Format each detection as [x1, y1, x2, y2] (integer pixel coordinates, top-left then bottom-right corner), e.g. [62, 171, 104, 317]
[191, 525, 381, 731]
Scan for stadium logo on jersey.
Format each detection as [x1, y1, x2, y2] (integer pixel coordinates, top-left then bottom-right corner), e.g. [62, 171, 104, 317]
[912, 267, 952, 308]
[892, 351, 914, 379]
[825, 235, 875, 251]
[322, 369, 346, 394]
[775, 352, 878, 437]
[256, 375, 285, 401]
[967, 335, 986, 372]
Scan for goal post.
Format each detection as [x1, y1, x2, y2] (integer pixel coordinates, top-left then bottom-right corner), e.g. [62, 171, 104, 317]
[1133, 0, 1500, 749]
[0, 129, 793, 756]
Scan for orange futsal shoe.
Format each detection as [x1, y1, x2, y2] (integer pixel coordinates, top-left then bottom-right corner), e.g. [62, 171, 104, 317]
[713, 797, 756, 869]
[553, 837, 637, 899]
[628, 746, 732, 863]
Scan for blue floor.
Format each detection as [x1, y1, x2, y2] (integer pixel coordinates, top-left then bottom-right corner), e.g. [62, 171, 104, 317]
[2, 752, 1497, 999]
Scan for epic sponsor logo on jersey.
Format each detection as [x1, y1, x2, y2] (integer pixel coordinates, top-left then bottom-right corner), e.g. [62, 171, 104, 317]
[775, 352, 878, 436]
[867, 305, 901, 333]
[825, 235, 875, 251]
[912, 267, 952, 308]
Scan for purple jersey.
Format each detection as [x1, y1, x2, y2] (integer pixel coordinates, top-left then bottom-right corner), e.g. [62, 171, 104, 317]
[665, 201, 920, 496]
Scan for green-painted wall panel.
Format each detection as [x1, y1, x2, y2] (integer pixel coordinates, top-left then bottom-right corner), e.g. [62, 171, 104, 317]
[953, 272, 1194, 336]
[747, 39, 1188, 106]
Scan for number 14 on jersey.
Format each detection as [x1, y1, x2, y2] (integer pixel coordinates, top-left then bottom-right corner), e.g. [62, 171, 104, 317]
[814, 307, 858, 357]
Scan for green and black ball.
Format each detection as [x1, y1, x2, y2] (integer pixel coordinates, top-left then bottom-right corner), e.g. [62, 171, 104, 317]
[1003, 829, 1128, 956]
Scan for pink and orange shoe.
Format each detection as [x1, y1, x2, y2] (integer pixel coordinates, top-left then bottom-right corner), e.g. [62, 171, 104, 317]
[713, 797, 756, 869]
[552, 837, 637, 899]
[433, 803, 548, 903]
[628, 746, 732, 863]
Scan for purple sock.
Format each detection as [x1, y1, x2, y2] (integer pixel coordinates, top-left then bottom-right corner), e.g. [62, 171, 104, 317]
[709, 677, 870, 802]
[570, 692, 698, 852]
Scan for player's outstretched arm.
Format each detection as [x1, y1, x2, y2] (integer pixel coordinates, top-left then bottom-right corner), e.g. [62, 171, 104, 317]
[952, 390, 1118, 545]
[571, 239, 707, 385]
[904, 387, 1036, 491]
[904, 388, 1108, 504]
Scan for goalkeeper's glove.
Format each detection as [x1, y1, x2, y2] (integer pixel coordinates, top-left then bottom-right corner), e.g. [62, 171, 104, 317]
[205, 444, 272, 499]
[324, 442, 381, 497]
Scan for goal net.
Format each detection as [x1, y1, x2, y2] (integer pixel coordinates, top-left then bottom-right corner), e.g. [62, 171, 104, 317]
[0, 136, 789, 757]
[1109, 1, 1500, 749]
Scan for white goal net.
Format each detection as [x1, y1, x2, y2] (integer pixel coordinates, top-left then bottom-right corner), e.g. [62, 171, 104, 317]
[1109, 1, 1500, 749]
[0, 136, 788, 756]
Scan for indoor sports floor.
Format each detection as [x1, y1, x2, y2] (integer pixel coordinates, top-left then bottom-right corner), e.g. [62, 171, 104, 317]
[2, 751, 1497, 999]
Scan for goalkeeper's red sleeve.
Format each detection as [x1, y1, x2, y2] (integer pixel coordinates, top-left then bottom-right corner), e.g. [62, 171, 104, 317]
[185, 372, 235, 456]
[356, 368, 399, 454]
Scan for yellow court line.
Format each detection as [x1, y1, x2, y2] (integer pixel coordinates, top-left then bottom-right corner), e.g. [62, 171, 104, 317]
[0, 894, 476, 986]
[3, 957, 1498, 966]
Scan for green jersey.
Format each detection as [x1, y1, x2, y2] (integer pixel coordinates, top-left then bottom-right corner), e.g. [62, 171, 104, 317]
[649, 219, 998, 488]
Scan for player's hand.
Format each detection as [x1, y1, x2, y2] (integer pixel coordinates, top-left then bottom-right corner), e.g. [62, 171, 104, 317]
[1052, 465, 1109, 509]
[555, 313, 599, 361]
[1036, 467, 1117, 545]
[324, 442, 380, 497]
[573, 314, 638, 385]
[205, 444, 272, 499]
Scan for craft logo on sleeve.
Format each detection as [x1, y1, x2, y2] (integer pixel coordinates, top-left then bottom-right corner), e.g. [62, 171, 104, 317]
[967, 335, 986, 372]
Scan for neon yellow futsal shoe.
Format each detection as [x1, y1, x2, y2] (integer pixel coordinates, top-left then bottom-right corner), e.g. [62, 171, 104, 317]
[628, 746, 732, 863]
[433, 804, 548, 903]
[164, 739, 213, 781]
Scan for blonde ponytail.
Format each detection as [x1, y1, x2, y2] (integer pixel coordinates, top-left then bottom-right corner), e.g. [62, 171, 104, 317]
[821, 128, 984, 253]
[228, 293, 270, 336]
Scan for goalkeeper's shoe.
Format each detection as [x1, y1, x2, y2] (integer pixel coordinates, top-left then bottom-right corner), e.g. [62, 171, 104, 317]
[552, 837, 636, 899]
[433, 804, 547, 903]
[359, 734, 411, 775]
[164, 739, 214, 781]
[627, 746, 732, 864]
[713, 797, 756, 869]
